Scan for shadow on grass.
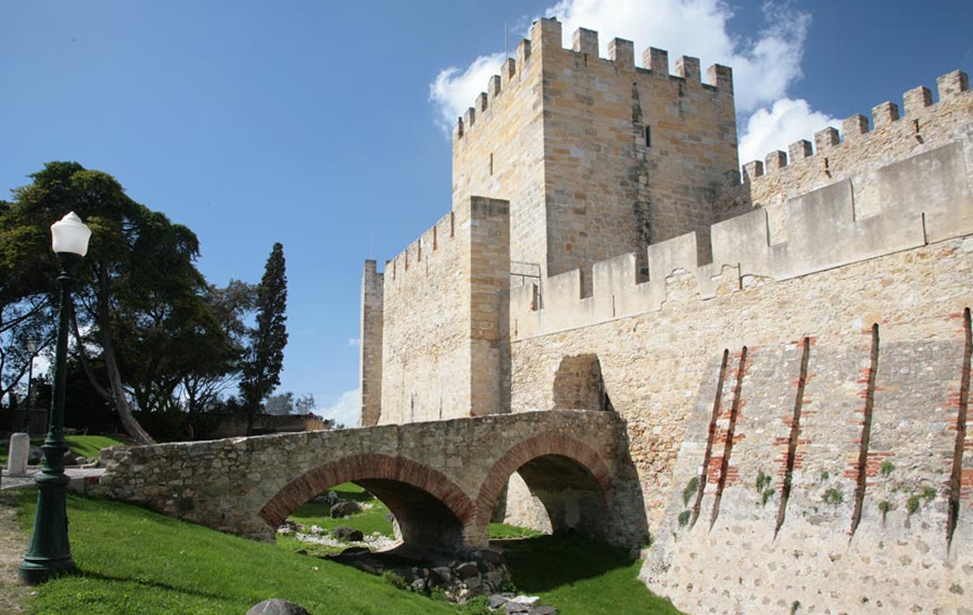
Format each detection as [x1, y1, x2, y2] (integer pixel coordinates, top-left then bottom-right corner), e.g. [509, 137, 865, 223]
[494, 534, 634, 593]
[71, 569, 229, 602]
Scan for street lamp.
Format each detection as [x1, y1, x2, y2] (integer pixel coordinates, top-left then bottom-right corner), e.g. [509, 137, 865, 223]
[19, 212, 91, 585]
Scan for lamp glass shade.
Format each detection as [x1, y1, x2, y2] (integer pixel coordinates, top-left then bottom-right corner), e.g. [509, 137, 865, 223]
[50, 212, 92, 257]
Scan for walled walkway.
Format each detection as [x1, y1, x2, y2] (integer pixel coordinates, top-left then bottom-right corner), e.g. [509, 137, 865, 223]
[93, 410, 647, 552]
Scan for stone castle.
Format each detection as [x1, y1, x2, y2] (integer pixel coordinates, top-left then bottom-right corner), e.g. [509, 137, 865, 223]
[358, 16, 973, 614]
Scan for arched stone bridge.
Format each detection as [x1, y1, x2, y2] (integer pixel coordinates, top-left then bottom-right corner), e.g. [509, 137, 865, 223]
[93, 410, 646, 551]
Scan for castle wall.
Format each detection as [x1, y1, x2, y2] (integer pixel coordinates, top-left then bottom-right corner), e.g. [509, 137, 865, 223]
[451, 27, 547, 280]
[453, 18, 739, 289]
[540, 22, 737, 281]
[744, 70, 973, 245]
[507, 113, 973, 613]
[379, 197, 509, 424]
[359, 260, 383, 427]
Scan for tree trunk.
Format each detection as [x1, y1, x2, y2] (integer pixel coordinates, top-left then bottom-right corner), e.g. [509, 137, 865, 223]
[95, 267, 155, 446]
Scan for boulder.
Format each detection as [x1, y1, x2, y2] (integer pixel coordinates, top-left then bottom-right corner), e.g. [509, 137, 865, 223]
[330, 500, 362, 518]
[246, 598, 311, 615]
[455, 562, 480, 579]
[332, 526, 364, 541]
[27, 445, 44, 465]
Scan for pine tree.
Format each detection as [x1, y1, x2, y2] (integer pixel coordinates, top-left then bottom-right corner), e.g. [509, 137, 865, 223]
[240, 242, 288, 435]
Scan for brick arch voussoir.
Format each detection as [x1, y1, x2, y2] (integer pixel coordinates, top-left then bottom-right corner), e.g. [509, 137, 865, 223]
[258, 453, 474, 529]
[474, 434, 614, 527]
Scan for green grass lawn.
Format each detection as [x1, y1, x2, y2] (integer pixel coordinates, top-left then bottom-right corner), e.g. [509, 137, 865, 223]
[1, 434, 130, 466]
[276, 483, 546, 557]
[500, 535, 685, 615]
[15, 490, 464, 615]
[13, 485, 683, 615]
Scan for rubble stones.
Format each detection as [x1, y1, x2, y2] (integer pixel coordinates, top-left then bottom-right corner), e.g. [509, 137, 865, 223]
[330, 500, 362, 518]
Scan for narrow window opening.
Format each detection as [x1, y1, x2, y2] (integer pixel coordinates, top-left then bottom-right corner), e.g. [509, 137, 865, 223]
[489, 153, 494, 176]
[645, 126, 652, 148]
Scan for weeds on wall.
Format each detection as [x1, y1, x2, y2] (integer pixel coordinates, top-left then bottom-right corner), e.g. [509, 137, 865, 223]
[822, 488, 843, 506]
[878, 500, 894, 526]
[682, 476, 699, 507]
[879, 460, 895, 476]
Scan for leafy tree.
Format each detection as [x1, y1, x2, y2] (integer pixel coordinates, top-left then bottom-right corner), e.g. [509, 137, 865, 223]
[264, 391, 294, 416]
[240, 242, 288, 435]
[295, 393, 316, 415]
[0, 162, 234, 444]
[179, 280, 257, 414]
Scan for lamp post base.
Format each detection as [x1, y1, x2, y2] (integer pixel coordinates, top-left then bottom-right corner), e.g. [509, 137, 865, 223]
[18, 556, 77, 586]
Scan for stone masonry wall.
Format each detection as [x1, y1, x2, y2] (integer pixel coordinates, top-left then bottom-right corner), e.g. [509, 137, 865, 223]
[359, 260, 383, 427]
[539, 20, 737, 281]
[507, 127, 973, 612]
[452, 18, 738, 287]
[510, 235, 973, 614]
[744, 70, 973, 245]
[380, 197, 510, 423]
[452, 25, 546, 278]
[94, 411, 644, 549]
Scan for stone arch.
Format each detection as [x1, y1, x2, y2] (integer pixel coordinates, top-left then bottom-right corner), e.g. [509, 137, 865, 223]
[552, 354, 614, 411]
[259, 454, 474, 550]
[473, 434, 613, 544]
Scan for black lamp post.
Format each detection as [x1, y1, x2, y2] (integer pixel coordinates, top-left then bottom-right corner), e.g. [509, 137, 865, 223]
[19, 211, 91, 585]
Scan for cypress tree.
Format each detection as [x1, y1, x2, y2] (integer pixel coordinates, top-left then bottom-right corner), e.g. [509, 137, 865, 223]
[240, 242, 288, 435]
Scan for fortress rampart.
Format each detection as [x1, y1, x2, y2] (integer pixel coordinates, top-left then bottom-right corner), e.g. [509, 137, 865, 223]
[368, 196, 510, 425]
[744, 70, 973, 244]
[360, 17, 973, 613]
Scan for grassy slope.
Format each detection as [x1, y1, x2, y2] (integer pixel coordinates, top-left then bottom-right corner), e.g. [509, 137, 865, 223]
[501, 535, 684, 615]
[1, 434, 130, 465]
[17, 492, 459, 615]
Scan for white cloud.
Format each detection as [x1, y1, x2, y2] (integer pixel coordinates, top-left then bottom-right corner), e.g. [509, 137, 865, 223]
[429, 52, 506, 134]
[429, 0, 837, 164]
[347, 337, 361, 347]
[738, 98, 840, 165]
[317, 388, 360, 429]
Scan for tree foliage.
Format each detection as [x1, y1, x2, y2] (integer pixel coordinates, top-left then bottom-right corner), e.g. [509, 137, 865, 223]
[240, 242, 288, 434]
[0, 162, 237, 443]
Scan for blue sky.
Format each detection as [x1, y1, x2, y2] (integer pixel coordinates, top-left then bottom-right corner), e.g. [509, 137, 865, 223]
[2, 1, 972, 427]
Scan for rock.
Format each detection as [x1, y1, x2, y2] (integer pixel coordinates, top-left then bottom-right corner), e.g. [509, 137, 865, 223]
[330, 499, 362, 518]
[489, 594, 508, 609]
[534, 606, 558, 615]
[62, 450, 79, 466]
[332, 526, 364, 541]
[455, 562, 480, 579]
[511, 596, 540, 606]
[431, 566, 453, 583]
[246, 598, 311, 615]
[504, 603, 530, 614]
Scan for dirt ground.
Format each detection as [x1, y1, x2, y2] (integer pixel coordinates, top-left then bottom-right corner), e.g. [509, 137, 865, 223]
[0, 491, 33, 614]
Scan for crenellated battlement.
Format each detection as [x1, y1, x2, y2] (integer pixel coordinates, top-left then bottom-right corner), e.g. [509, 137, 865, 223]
[453, 17, 733, 143]
[512, 137, 973, 339]
[383, 209, 457, 283]
[743, 69, 971, 185]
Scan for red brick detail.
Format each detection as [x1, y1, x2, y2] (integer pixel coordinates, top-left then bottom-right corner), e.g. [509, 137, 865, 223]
[473, 434, 613, 530]
[257, 454, 474, 528]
